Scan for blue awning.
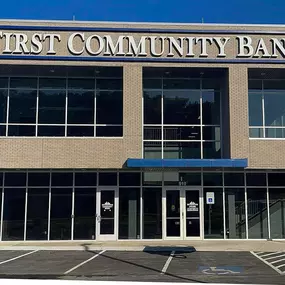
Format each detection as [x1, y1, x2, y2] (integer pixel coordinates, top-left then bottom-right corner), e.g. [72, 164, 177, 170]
[126, 158, 248, 168]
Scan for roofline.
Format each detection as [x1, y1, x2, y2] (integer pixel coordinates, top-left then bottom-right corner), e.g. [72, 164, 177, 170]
[0, 18, 285, 28]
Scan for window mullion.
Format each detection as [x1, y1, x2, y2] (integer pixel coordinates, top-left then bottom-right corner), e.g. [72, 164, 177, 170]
[200, 78, 203, 159]
[161, 77, 164, 159]
[35, 77, 39, 137]
[262, 80, 266, 138]
[6, 77, 10, 137]
[65, 78, 68, 137]
[94, 77, 97, 137]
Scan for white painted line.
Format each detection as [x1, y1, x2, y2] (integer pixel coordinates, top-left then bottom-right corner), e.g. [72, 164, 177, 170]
[271, 258, 285, 264]
[0, 280, 270, 285]
[259, 251, 283, 258]
[161, 251, 175, 275]
[64, 250, 106, 275]
[276, 263, 285, 269]
[264, 253, 285, 261]
[0, 250, 39, 265]
[251, 251, 284, 275]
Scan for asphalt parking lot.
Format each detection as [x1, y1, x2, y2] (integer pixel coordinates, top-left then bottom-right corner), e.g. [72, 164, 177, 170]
[0, 247, 284, 284]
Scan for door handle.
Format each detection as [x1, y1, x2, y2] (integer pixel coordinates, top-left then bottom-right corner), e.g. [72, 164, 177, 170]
[96, 214, 101, 223]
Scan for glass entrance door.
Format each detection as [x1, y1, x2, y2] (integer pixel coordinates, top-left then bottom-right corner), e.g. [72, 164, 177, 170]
[96, 188, 118, 240]
[184, 190, 200, 238]
[164, 188, 201, 239]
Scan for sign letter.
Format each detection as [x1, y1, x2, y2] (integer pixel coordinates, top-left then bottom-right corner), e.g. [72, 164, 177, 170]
[86, 34, 104, 55]
[213, 37, 230, 57]
[237, 36, 254, 57]
[44, 34, 61, 54]
[126, 36, 147, 56]
[31, 33, 43, 54]
[68, 33, 85, 55]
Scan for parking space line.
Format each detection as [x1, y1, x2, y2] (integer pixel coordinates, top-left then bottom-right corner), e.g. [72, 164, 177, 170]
[251, 251, 284, 275]
[0, 250, 39, 265]
[264, 253, 285, 261]
[161, 251, 175, 275]
[276, 264, 285, 269]
[64, 250, 106, 275]
[271, 258, 285, 264]
[259, 251, 283, 258]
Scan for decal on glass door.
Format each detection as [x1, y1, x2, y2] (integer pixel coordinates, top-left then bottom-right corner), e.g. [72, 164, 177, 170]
[102, 201, 113, 211]
[187, 201, 199, 212]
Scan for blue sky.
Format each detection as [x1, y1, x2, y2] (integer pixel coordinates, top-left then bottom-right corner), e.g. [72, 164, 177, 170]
[0, 0, 283, 24]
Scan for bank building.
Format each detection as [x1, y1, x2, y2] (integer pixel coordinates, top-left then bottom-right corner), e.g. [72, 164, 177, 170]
[0, 19, 284, 242]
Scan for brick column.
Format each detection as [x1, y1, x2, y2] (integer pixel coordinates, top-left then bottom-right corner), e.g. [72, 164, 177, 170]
[228, 65, 249, 160]
[123, 64, 143, 160]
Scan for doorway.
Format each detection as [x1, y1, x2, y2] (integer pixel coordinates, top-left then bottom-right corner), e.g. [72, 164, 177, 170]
[163, 187, 202, 239]
[96, 187, 118, 241]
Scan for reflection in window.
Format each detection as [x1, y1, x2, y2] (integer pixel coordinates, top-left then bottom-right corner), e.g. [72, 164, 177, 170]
[119, 188, 140, 239]
[164, 142, 201, 159]
[247, 188, 269, 239]
[0, 67, 123, 137]
[203, 142, 221, 159]
[96, 91, 123, 124]
[248, 76, 285, 138]
[225, 188, 246, 239]
[202, 91, 220, 125]
[204, 188, 224, 239]
[143, 91, 161, 124]
[248, 93, 263, 126]
[0, 90, 7, 123]
[39, 90, 66, 124]
[269, 188, 285, 239]
[143, 188, 162, 239]
[163, 90, 200, 124]
[144, 142, 162, 159]
[67, 91, 94, 124]
[9, 90, 37, 123]
[143, 68, 222, 159]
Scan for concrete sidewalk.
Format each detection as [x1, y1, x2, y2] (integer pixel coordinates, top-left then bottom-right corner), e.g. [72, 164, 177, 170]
[0, 240, 284, 252]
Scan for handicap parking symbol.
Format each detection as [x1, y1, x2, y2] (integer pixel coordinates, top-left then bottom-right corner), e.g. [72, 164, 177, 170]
[199, 266, 243, 275]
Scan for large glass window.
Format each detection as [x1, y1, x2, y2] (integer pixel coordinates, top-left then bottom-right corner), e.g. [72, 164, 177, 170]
[269, 188, 285, 239]
[143, 188, 162, 239]
[26, 188, 49, 240]
[74, 188, 96, 240]
[50, 188, 72, 240]
[247, 188, 269, 239]
[249, 74, 285, 138]
[204, 188, 224, 239]
[0, 67, 123, 137]
[2, 188, 26, 240]
[119, 188, 140, 239]
[143, 68, 222, 159]
[225, 188, 246, 239]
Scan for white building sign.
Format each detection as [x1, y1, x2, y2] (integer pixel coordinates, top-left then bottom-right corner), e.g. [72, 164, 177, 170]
[0, 31, 284, 59]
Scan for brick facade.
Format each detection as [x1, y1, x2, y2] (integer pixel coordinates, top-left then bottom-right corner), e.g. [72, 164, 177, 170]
[0, 20, 285, 169]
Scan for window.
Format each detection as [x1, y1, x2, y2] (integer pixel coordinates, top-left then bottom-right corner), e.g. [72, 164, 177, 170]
[143, 68, 222, 159]
[0, 67, 123, 137]
[249, 77, 285, 138]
